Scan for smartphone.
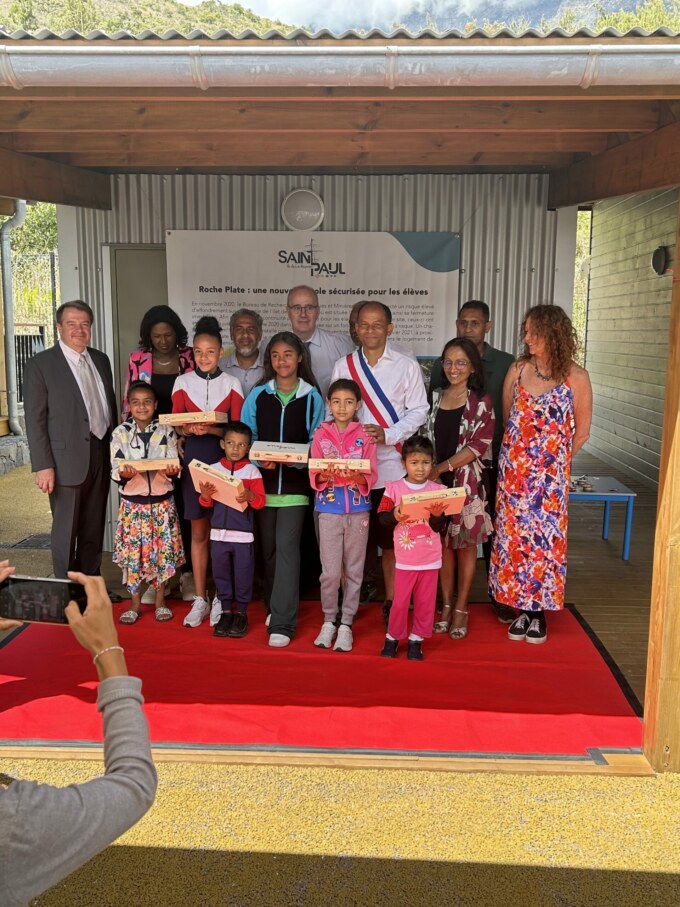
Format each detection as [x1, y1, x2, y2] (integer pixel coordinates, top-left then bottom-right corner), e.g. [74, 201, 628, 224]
[0, 575, 88, 624]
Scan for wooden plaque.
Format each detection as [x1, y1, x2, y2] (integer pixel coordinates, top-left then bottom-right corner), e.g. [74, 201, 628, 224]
[250, 441, 309, 464]
[188, 459, 247, 512]
[159, 411, 229, 426]
[400, 487, 466, 520]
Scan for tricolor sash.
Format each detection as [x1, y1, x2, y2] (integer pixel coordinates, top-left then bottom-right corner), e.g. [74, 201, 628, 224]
[346, 349, 402, 450]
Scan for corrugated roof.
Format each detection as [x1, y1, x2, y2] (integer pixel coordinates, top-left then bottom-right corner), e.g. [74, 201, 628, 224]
[0, 26, 679, 40]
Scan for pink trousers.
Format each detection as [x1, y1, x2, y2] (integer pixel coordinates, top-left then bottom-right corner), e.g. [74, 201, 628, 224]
[387, 567, 438, 640]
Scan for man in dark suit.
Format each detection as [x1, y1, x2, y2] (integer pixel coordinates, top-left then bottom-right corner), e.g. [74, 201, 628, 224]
[24, 300, 117, 578]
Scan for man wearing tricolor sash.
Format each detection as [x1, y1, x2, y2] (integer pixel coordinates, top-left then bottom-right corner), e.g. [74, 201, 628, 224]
[330, 302, 429, 619]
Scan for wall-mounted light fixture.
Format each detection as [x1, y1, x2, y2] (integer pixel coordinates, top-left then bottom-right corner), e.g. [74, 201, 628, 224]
[651, 246, 670, 276]
[281, 189, 324, 231]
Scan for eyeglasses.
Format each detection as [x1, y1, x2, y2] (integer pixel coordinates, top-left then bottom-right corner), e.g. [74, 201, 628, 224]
[288, 305, 318, 315]
[442, 359, 471, 370]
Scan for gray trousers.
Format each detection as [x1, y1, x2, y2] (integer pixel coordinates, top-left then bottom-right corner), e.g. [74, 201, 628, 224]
[318, 511, 370, 625]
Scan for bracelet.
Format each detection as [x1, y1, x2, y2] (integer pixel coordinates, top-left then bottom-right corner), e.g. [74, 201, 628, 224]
[93, 645, 124, 664]
[448, 458, 454, 471]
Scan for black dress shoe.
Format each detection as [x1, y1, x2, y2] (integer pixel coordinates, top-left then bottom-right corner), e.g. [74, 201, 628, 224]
[380, 638, 398, 658]
[107, 590, 124, 603]
[214, 612, 233, 637]
[407, 640, 424, 661]
[228, 612, 248, 638]
[382, 600, 392, 629]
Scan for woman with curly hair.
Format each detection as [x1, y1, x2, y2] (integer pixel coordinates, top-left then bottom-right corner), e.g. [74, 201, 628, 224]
[488, 304, 592, 645]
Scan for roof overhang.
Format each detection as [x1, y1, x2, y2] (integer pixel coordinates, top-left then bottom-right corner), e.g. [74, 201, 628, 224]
[1, 33, 680, 210]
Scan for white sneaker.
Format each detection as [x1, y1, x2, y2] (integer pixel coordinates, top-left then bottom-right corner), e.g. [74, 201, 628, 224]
[269, 633, 290, 648]
[314, 622, 337, 649]
[183, 596, 210, 627]
[180, 572, 196, 602]
[334, 624, 353, 652]
[210, 596, 223, 627]
[141, 585, 156, 605]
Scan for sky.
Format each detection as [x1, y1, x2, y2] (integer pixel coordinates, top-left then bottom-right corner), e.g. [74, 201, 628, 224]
[179, 0, 573, 33]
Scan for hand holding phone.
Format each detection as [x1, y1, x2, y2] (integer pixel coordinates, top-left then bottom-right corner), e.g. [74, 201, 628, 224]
[0, 573, 88, 624]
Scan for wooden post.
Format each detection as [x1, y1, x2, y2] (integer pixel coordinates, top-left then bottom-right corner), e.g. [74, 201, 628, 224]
[643, 194, 680, 772]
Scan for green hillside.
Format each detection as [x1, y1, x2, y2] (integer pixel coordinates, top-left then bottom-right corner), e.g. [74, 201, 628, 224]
[0, 0, 299, 36]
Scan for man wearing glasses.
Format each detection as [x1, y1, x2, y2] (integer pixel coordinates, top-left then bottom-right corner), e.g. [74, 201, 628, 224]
[429, 300, 515, 622]
[287, 286, 354, 396]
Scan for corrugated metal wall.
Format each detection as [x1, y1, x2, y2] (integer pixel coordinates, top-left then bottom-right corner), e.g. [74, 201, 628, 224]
[585, 188, 676, 486]
[71, 172, 557, 357]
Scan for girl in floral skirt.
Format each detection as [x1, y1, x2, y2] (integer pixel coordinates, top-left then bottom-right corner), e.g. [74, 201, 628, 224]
[111, 381, 185, 623]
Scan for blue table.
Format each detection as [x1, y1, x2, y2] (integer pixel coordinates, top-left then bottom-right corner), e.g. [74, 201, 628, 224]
[569, 475, 636, 562]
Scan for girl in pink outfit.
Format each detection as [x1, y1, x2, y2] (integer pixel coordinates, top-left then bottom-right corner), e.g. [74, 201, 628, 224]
[309, 379, 378, 653]
[378, 435, 446, 661]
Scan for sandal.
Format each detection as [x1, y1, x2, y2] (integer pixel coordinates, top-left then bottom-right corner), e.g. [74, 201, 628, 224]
[434, 603, 453, 634]
[155, 605, 173, 622]
[449, 608, 468, 640]
[119, 609, 141, 625]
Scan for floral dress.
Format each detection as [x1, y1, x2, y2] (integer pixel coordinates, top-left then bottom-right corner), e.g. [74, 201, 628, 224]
[111, 419, 185, 593]
[424, 388, 495, 549]
[488, 367, 575, 611]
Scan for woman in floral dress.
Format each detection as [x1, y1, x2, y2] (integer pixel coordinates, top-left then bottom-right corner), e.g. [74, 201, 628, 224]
[489, 305, 593, 645]
[425, 337, 495, 640]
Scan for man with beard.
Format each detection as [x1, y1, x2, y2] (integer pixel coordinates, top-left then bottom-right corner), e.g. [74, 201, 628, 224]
[219, 308, 266, 397]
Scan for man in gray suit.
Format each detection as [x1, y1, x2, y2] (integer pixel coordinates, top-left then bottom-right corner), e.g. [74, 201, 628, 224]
[24, 300, 117, 578]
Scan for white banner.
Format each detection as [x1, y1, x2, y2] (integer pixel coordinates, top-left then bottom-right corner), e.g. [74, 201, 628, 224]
[166, 230, 460, 357]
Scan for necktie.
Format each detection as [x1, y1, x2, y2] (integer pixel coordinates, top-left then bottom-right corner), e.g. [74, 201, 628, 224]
[79, 354, 108, 439]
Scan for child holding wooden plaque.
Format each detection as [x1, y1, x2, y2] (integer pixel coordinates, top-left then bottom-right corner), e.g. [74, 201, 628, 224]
[110, 381, 184, 624]
[171, 316, 244, 630]
[309, 379, 377, 652]
[197, 421, 266, 639]
[241, 332, 324, 648]
[377, 436, 447, 661]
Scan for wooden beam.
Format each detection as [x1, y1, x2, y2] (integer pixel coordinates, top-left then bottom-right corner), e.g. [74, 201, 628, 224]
[2, 131, 614, 156]
[548, 120, 680, 207]
[0, 147, 111, 209]
[643, 194, 680, 773]
[0, 100, 661, 134]
[1, 85, 679, 102]
[0, 197, 15, 216]
[47, 148, 575, 169]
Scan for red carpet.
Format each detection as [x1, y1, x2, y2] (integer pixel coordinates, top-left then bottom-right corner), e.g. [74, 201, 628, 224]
[0, 601, 642, 758]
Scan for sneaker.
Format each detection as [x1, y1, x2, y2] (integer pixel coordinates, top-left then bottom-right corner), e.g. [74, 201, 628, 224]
[525, 612, 547, 645]
[269, 633, 290, 648]
[382, 600, 392, 630]
[508, 611, 531, 641]
[183, 596, 210, 627]
[380, 637, 398, 658]
[180, 572, 196, 602]
[210, 596, 223, 627]
[314, 621, 337, 649]
[229, 612, 249, 638]
[334, 624, 353, 652]
[359, 581, 377, 605]
[407, 639, 424, 661]
[214, 612, 233, 637]
[141, 585, 156, 605]
[492, 601, 517, 625]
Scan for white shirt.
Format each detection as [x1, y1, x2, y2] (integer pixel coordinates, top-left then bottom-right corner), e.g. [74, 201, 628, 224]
[59, 340, 109, 419]
[303, 327, 354, 397]
[219, 349, 265, 398]
[330, 341, 429, 487]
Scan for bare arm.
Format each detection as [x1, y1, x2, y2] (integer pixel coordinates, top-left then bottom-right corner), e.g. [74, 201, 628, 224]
[570, 364, 593, 457]
[502, 361, 520, 423]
